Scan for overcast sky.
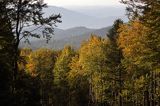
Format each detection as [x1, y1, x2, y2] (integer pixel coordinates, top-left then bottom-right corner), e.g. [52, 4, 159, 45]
[44, 0, 123, 6]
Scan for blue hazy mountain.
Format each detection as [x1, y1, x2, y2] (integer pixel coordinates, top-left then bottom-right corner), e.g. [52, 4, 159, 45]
[20, 6, 127, 49]
[20, 26, 111, 49]
[66, 6, 127, 18]
[53, 27, 95, 40]
[43, 6, 128, 29]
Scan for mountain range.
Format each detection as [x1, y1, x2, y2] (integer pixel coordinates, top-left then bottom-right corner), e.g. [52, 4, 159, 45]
[20, 6, 128, 49]
[44, 6, 128, 29]
[20, 26, 111, 49]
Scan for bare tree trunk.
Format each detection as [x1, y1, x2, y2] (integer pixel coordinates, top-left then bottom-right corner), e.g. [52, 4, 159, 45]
[12, 0, 22, 99]
[119, 68, 122, 106]
[88, 75, 94, 106]
[151, 71, 155, 106]
[144, 90, 150, 106]
[143, 91, 145, 106]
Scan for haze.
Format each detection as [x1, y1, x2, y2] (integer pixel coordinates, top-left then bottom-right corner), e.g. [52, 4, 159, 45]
[44, 0, 123, 6]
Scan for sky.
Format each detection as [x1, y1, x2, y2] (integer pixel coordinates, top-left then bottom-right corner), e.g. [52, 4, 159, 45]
[44, 0, 122, 6]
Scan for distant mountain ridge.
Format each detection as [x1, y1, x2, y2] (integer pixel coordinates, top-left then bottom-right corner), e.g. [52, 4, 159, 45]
[66, 6, 127, 18]
[20, 26, 111, 49]
[44, 6, 98, 29]
[20, 6, 128, 49]
[43, 6, 128, 29]
[53, 27, 95, 40]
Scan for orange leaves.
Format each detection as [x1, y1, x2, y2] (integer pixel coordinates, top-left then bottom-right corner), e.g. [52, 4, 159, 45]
[118, 21, 149, 59]
[25, 48, 55, 77]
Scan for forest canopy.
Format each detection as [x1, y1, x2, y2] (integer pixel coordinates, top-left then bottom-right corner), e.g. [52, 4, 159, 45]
[0, 0, 160, 106]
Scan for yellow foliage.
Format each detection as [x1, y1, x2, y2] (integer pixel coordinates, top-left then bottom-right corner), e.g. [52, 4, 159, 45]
[26, 48, 55, 77]
[118, 21, 150, 59]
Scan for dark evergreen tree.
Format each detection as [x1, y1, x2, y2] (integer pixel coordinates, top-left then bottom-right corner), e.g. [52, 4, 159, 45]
[0, 2, 15, 104]
[107, 19, 124, 106]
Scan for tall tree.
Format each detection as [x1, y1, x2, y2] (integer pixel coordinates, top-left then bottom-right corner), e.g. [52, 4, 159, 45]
[107, 19, 124, 41]
[0, 0, 61, 92]
[107, 19, 124, 106]
[54, 46, 75, 106]
[118, 21, 160, 106]
[26, 48, 56, 105]
[78, 35, 111, 105]
[68, 55, 89, 106]
[0, 2, 15, 104]
[121, 1, 160, 105]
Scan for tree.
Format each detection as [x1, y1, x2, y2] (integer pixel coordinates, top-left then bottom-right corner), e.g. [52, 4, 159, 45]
[68, 55, 89, 106]
[107, 19, 124, 41]
[26, 48, 56, 105]
[107, 19, 124, 106]
[78, 35, 111, 105]
[18, 48, 32, 71]
[54, 46, 75, 106]
[0, 0, 61, 92]
[0, 3, 15, 104]
[118, 21, 160, 106]
[121, 1, 160, 105]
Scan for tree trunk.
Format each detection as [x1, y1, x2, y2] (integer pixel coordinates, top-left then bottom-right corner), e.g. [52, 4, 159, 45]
[144, 90, 150, 106]
[13, 0, 22, 91]
[151, 71, 155, 106]
[119, 69, 122, 106]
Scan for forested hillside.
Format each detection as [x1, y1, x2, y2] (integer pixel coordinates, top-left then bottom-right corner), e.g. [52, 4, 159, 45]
[20, 26, 111, 49]
[0, 0, 160, 106]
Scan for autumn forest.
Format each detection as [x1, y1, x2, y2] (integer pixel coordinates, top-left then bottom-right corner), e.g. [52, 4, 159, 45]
[0, 0, 160, 106]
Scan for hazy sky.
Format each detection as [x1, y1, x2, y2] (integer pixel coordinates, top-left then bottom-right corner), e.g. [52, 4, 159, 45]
[44, 0, 122, 6]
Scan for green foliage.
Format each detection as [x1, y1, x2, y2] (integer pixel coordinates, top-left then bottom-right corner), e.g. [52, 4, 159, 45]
[107, 19, 123, 41]
[79, 36, 109, 104]
[120, 1, 160, 105]
[26, 48, 55, 77]
[118, 20, 160, 105]
[68, 55, 89, 106]
[0, 1, 61, 104]
[54, 46, 75, 84]
[0, 1, 159, 105]
[53, 46, 75, 105]
[23, 48, 56, 105]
